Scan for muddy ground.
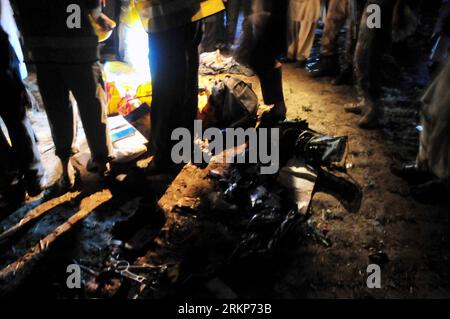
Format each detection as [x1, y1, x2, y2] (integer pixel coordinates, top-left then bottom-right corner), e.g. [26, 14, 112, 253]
[0, 58, 449, 298]
[270, 64, 450, 299]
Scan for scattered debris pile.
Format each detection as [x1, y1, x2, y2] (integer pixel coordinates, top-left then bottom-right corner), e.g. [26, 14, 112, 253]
[0, 78, 363, 299]
[199, 51, 254, 77]
[82, 120, 362, 299]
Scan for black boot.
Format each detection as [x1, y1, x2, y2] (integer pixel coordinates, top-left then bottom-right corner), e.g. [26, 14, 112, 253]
[390, 163, 433, 185]
[24, 171, 47, 197]
[314, 168, 363, 213]
[410, 179, 448, 204]
[307, 55, 340, 78]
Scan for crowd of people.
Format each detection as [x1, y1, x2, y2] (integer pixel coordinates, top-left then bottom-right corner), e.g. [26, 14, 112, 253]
[0, 0, 449, 209]
[201, 0, 425, 129]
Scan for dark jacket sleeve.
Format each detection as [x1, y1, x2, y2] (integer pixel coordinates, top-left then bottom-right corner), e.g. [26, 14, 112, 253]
[0, 28, 10, 73]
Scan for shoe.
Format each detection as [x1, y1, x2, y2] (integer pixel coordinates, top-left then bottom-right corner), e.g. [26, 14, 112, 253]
[305, 56, 320, 69]
[56, 159, 76, 192]
[25, 172, 47, 197]
[259, 106, 287, 127]
[391, 163, 433, 185]
[344, 102, 364, 115]
[345, 99, 382, 129]
[87, 158, 111, 177]
[307, 55, 340, 78]
[315, 167, 363, 213]
[410, 179, 447, 204]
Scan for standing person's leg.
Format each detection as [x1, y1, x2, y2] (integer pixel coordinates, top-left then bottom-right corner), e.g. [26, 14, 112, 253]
[101, 0, 121, 58]
[333, 0, 363, 85]
[241, 0, 253, 43]
[0, 27, 45, 194]
[350, 0, 395, 129]
[180, 22, 202, 137]
[0, 125, 27, 206]
[249, 0, 287, 120]
[296, 21, 317, 63]
[233, 0, 255, 63]
[0, 27, 44, 198]
[0, 79, 45, 196]
[216, 11, 227, 47]
[287, 21, 300, 62]
[309, 0, 348, 77]
[63, 62, 113, 172]
[320, 0, 348, 56]
[226, 0, 242, 46]
[118, 0, 130, 61]
[287, 0, 300, 62]
[148, 24, 199, 170]
[0, 106, 45, 196]
[36, 63, 78, 188]
[200, 15, 217, 53]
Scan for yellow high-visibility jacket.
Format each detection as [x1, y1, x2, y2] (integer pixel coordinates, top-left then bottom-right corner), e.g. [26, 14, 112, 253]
[135, 0, 224, 33]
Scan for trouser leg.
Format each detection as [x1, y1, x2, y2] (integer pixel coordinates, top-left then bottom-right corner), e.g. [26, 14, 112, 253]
[354, 0, 395, 127]
[63, 62, 113, 164]
[227, 0, 242, 45]
[342, 0, 364, 69]
[216, 11, 227, 44]
[240, 0, 253, 44]
[248, 0, 285, 105]
[200, 15, 218, 53]
[148, 22, 201, 164]
[0, 79, 44, 180]
[287, 20, 300, 60]
[321, 0, 348, 57]
[180, 22, 202, 137]
[354, 0, 394, 104]
[0, 107, 44, 181]
[250, 41, 284, 105]
[36, 63, 77, 161]
[102, 0, 121, 57]
[296, 21, 317, 61]
[258, 64, 284, 106]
